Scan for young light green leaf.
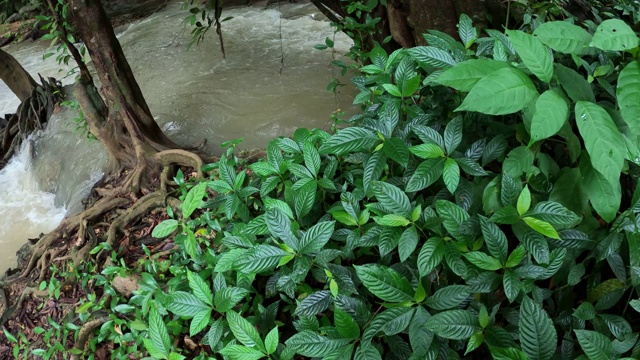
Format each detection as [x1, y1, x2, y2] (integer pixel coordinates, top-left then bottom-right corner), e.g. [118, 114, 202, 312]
[590, 19, 639, 52]
[506, 30, 553, 83]
[530, 89, 570, 142]
[523, 217, 560, 240]
[182, 182, 207, 218]
[519, 297, 557, 360]
[533, 21, 591, 54]
[373, 214, 411, 227]
[152, 219, 179, 238]
[456, 67, 538, 115]
[264, 327, 279, 355]
[409, 143, 445, 159]
[517, 186, 531, 216]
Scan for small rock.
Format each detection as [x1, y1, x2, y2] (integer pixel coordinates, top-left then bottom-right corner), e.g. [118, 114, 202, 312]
[5, 13, 20, 24]
[111, 274, 141, 298]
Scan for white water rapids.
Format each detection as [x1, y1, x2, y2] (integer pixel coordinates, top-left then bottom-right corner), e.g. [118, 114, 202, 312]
[0, 1, 353, 271]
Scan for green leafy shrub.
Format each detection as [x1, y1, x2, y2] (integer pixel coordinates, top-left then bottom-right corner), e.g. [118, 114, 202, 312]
[33, 13, 640, 360]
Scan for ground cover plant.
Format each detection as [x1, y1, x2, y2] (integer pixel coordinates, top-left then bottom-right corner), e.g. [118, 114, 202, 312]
[6, 8, 640, 360]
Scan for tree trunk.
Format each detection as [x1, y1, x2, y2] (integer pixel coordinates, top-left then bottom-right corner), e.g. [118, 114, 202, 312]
[67, 0, 182, 181]
[0, 49, 37, 103]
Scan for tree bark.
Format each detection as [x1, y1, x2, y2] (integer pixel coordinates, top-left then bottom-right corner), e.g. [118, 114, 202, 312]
[0, 49, 37, 102]
[67, 0, 180, 175]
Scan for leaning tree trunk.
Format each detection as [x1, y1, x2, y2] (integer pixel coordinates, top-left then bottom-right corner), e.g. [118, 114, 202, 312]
[0, 49, 37, 102]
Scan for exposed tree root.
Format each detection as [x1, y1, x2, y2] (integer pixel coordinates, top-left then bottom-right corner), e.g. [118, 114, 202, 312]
[70, 316, 109, 360]
[0, 287, 48, 327]
[19, 196, 129, 279]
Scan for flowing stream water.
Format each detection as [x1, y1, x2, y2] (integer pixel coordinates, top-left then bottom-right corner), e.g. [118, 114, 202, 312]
[0, 0, 353, 271]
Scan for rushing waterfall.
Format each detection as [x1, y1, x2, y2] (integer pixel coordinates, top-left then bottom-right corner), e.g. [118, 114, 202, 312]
[0, 1, 353, 271]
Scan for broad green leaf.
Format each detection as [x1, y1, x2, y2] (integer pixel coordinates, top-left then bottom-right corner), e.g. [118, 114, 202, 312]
[373, 214, 411, 227]
[149, 307, 171, 359]
[464, 252, 503, 271]
[424, 285, 470, 310]
[519, 297, 557, 360]
[373, 181, 411, 215]
[334, 308, 360, 339]
[285, 331, 351, 358]
[363, 151, 386, 192]
[361, 307, 414, 344]
[425, 310, 480, 340]
[580, 154, 621, 223]
[382, 84, 402, 97]
[227, 311, 265, 353]
[503, 269, 521, 303]
[574, 330, 614, 360]
[435, 59, 510, 91]
[456, 67, 538, 115]
[408, 46, 457, 68]
[182, 182, 207, 218]
[526, 201, 581, 227]
[466, 331, 484, 355]
[214, 287, 249, 313]
[187, 270, 213, 307]
[295, 290, 332, 316]
[355, 264, 414, 303]
[533, 21, 592, 54]
[383, 137, 410, 167]
[617, 61, 640, 137]
[444, 116, 463, 154]
[413, 125, 445, 149]
[303, 141, 321, 177]
[506, 30, 553, 82]
[573, 302, 596, 321]
[235, 245, 289, 274]
[418, 237, 445, 277]
[294, 179, 317, 218]
[443, 158, 460, 194]
[503, 146, 534, 178]
[152, 219, 179, 238]
[190, 309, 211, 337]
[168, 291, 210, 317]
[575, 101, 625, 187]
[458, 14, 477, 47]
[410, 143, 445, 159]
[480, 215, 508, 263]
[523, 217, 560, 240]
[265, 327, 279, 355]
[219, 345, 265, 360]
[506, 246, 526, 268]
[398, 225, 419, 262]
[530, 89, 570, 142]
[490, 347, 530, 360]
[406, 158, 445, 192]
[555, 63, 595, 103]
[517, 186, 531, 216]
[265, 208, 298, 251]
[299, 221, 335, 254]
[319, 127, 379, 156]
[590, 19, 639, 52]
